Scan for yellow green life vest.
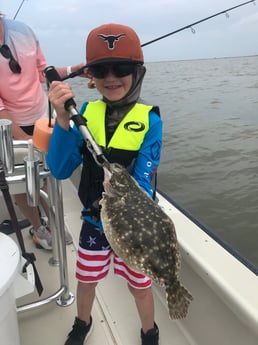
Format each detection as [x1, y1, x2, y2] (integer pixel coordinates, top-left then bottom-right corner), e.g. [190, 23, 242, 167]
[82, 100, 152, 150]
[78, 100, 154, 211]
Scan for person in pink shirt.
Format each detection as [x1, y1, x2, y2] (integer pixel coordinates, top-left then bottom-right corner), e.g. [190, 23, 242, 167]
[0, 12, 85, 249]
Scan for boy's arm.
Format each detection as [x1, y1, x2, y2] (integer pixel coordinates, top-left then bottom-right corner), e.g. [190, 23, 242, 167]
[46, 121, 83, 179]
[132, 111, 162, 196]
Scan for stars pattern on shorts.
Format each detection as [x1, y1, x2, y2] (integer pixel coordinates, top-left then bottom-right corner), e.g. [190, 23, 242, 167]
[87, 236, 97, 247]
[102, 245, 111, 250]
[94, 226, 104, 235]
[81, 220, 110, 250]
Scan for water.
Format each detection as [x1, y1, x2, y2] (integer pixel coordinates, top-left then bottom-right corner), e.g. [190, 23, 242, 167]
[68, 55, 258, 269]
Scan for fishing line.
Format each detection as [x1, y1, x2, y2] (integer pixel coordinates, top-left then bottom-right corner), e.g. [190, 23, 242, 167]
[141, 0, 256, 47]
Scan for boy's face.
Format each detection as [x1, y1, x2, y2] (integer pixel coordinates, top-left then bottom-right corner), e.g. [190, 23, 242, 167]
[94, 74, 133, 101]
[88, 63, 135, 101]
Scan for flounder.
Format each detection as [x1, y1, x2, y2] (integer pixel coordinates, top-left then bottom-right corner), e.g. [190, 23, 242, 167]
[100, 162, 193, 319]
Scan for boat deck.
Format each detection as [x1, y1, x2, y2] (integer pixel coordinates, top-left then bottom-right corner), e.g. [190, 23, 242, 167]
[15, 178, 190, 345]
[4, 168, 257, 345]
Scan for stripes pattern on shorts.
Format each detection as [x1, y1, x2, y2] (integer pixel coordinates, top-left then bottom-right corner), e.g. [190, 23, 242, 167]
[76, 247, 152, 289]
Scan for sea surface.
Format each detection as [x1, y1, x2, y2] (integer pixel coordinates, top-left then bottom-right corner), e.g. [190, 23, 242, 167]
[68, 55, 258, 269]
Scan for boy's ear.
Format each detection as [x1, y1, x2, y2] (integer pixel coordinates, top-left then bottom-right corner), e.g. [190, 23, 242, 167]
[88, 78, 96, 89]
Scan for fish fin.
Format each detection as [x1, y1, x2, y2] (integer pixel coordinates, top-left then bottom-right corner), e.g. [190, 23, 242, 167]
[165, 281, 193, 319]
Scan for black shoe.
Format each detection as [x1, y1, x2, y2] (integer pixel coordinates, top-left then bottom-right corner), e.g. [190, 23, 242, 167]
[141, 322, 159, 345]
[64, 317, 93, 345]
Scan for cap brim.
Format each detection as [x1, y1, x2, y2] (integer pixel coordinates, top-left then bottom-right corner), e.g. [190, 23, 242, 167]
[86, 58, 143, 67]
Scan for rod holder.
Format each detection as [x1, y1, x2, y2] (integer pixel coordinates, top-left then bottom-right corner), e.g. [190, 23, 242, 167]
[0, 119, 14, 174]
[24, 140, 40, 206]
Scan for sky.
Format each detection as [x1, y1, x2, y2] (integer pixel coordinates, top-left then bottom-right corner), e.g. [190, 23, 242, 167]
[1, 0, 258, 66]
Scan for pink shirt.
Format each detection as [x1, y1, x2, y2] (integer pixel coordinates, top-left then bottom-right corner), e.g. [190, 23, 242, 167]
[0, 18, 48, 126]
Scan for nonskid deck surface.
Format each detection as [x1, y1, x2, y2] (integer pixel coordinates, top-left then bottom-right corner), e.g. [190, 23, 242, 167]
[15, 178, 190, 345]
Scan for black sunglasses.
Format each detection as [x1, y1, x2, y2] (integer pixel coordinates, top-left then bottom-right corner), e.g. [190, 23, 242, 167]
[89, 63, 137, 79]
[0, 44, 22, 74]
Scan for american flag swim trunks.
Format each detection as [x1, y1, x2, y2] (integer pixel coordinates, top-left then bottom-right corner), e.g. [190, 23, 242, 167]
[76, 219, 152, 289]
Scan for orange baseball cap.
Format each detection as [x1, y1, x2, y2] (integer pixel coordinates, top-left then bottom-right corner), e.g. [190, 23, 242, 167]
[86, 23, 144, 66]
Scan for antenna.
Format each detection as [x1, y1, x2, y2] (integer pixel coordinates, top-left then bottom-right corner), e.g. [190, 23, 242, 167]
[13, 0, 27, 20]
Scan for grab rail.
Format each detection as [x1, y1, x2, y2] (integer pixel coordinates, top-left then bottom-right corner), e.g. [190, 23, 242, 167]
[1, 137, 74, 310]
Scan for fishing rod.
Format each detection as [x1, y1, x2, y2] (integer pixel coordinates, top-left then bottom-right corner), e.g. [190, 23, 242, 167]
[141, 0, 256, 47]
[68, 0, 256, 79]
[13, 0, 27, 20]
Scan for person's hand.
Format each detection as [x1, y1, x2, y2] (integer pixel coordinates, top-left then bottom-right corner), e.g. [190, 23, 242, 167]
[70, 65, 96, 88]
[68, 63, 89, 78]
[48, 81, 74, 130]
[76, 63, 90, 78]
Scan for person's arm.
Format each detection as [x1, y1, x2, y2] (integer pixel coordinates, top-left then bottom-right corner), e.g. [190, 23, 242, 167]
[132, 111, 162, 196]
[56, 63, 88, 80]
[38, 63, 87, 84]
[34, 31, 87, 82]
[27, 23, 86, 83]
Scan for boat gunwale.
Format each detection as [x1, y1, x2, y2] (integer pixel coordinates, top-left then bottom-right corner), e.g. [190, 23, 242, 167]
[157, 189, 258, 337]
[157, 188, 258, 276]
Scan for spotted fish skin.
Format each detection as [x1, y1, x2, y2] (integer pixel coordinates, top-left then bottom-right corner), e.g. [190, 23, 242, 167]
[100, 162, 193, 319]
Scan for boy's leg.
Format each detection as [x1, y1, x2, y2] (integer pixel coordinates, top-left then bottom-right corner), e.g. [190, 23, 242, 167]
[128, 285, 155, 333]
[64, 282, 95, 345]
[114, 255, 159, 344]
[77, 281, 97, 325]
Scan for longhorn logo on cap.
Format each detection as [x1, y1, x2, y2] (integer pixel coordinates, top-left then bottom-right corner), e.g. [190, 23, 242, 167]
[97, 33, 126, 49]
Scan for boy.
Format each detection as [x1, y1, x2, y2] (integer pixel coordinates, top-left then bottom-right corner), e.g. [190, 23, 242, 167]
[47, 23, 162, 345]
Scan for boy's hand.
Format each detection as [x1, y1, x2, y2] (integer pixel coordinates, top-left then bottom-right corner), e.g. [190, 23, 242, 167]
[48, 81, 74, 130]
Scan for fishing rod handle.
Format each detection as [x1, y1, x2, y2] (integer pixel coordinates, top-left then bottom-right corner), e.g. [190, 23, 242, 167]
[44, 66, 77, 111]
[44, 66, 107, 166]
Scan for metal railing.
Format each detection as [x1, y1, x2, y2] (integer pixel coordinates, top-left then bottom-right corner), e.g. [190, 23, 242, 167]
[0, 119, 74, 311]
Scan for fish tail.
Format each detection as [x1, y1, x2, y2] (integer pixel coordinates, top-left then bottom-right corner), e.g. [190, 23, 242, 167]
[165, 281, 193, 319]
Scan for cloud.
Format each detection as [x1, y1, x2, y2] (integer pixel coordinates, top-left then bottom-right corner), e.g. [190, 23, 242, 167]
[2, 0, 258, 64]
[230, 11, 258, 31]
